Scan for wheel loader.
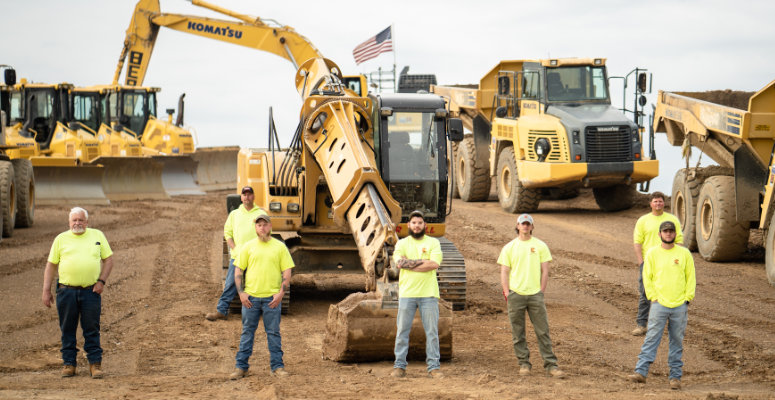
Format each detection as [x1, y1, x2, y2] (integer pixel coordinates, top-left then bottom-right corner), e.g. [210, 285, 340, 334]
[653, 79, 775, 286]
[432, 58, 659, 213]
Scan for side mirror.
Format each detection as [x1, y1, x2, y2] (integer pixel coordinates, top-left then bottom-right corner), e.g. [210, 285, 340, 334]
[638, 72, 647, 93]
[447, 118, 463, 142]
[4, 68, 16, 86]
[638, 95, 647, 107]
[498, 76, 510, 96]
[495, 106, 507, 118]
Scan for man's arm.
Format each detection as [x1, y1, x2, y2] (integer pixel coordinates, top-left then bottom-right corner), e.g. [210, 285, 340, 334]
[41, 262, 58, 308]
[269, 268, 292, 309]
[400, 259, 439, 272]
[540, 261, 550, 293]
[500, 264, 510, 300]
[633, 243, 643, 265]
[93, 255, 114, 294]
[234, 267, 252, 309]
[226, 238, 236, 252]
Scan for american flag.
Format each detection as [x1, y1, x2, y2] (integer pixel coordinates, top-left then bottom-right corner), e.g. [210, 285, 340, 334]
[352, 26, 393, 65]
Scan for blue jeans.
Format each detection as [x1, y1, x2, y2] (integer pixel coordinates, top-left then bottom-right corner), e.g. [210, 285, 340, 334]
[216, 259, 238, 316]
[235, 295, 283, 371]
[636, 262, 651, 327]
[393, 297, 440, 372]
[635, 302, 688, 380]
[56, 286, 102, 365]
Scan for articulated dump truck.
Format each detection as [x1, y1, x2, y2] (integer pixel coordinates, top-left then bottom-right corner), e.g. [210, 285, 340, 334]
[653, 79, 775, 286]
[433, 58, 658, 213]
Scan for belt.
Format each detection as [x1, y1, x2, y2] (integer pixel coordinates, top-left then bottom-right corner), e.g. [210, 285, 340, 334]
[58, 283, 95, 290]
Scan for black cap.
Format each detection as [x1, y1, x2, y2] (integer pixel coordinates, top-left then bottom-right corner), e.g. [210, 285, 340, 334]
[255, 214, 271, 223]
[409, 210, 424, 220]
[659, 221, 676, 231]
[241, 186, 254, 194]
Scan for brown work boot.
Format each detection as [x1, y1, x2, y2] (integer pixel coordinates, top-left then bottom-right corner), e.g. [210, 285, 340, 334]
[271, 367, 289, 377]
[205, 311, 227, 321]
[229, 368, 247, 380]
[518, 365, 531, 376]
[390, 368, 406, 378]
[669, 378, 681, 390]
[61, 365, 76, 378]
[89, 363, 103, 379]
[548, 367, 565, 379]
[627, 373, 646, 383]
[631, 325, 647, 336]
[428, 369, 444, 379]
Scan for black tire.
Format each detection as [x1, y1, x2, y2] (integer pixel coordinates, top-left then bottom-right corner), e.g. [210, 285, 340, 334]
[592, 184, 636, 212]
[696, 176, 749, 261]
[765, 217, 775, 287]
[0, 161, 16, 238]
[456, 136, 490, 202]
[11, 158, 34, 228]
[671, 169, 700, 251]
[496, 147, 540, 213]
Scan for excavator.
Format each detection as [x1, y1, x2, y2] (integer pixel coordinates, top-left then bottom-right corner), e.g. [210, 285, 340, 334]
[118, 0, 467, 361]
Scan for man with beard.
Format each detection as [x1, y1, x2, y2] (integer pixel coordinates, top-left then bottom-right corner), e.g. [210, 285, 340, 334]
[390, 210, 444, 379]
[632, 192, 683, 336]
[41, 207, 114, 379]
[628, 220, 695, 390]
[230, 214, 294, 380]
[498, 213, 565, 378]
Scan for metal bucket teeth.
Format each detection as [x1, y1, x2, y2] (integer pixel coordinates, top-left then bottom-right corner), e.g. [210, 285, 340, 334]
[152, 155, 205, 196]
[192, 146, 239, 191]
[33, 165, 109, 206]
[90, 156, 168, 201]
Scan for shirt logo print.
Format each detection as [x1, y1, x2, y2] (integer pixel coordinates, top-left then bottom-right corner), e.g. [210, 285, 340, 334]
[674, 259, 679, 264]
[530, 247, 536, 253]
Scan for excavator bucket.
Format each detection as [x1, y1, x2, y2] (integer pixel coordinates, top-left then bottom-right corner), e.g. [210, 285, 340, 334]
[90, 156, 168, 201]
[322, 291, 453, 362]
[33, 165, 109, 206]
[152, 155, 206, 196]
[192, 146, 239, 191]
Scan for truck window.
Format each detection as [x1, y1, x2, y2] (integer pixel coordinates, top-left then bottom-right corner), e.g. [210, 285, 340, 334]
[547, 66, 608, 102]
[522, 71, 542, 99]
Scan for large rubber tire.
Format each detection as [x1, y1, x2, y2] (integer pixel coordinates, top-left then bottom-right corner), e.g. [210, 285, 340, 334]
[765, 217, 775, 287]
[592, 184, 636, 212]
[11, 158, 34, 228]
[496, 147, 540, 213]
[456, 136, 490, 202]
[671, 169, 700, 251]
[0, 161, 16, 238]
[695, 176, 749, 261]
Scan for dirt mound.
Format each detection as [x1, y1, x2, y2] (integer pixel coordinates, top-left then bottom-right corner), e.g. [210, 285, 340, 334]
[676, 90, 755, 110]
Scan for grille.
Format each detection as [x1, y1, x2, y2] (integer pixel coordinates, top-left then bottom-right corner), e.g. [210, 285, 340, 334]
[585, 126, 631, 162]
[526, 130, 568, 162]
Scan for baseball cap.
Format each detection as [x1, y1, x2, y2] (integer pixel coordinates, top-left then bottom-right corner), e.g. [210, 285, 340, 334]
[659, 221, 676, 231]
[241, 186, 254, 194]
[255, 214, 271, 223]
[409, 210, 424, 220]
[517, 213, 534, 225]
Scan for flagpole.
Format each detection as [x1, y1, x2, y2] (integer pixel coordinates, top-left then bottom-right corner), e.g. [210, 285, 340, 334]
[391, 23, 396, 92]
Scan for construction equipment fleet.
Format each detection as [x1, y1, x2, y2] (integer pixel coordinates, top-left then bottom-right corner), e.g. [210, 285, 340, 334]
[432, 58, 659, 213]
[119, 0, 468, 361]
[653, 79, 775, 286]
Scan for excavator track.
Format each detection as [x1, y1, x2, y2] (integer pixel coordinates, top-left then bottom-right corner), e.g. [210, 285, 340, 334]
[438, 237, 466, 310]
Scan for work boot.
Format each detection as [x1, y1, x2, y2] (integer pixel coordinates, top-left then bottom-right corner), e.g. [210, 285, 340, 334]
[229, 368, 247, 380]
[205, 311, 227, 321]
[518, 365, 531, 376]
[61, 365, 76, 378]
[89, 363, 103, 379]
[428, 369, 444, 379]
[271, 367, 289, 377]
[390, 368, 406, 378]
[631, 325, 647, 336]
[548, 367, 565, 379]
[627, 373, 646, 383]
[669, 379, 681, 390]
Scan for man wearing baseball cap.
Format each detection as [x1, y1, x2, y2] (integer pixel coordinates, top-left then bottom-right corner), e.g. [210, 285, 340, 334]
[206, 186, 268, 321]
[498, 214, 565, 378]
[628, 220, 695, 390]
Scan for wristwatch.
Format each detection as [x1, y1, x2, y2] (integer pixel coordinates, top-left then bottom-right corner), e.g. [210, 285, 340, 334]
[97, 279, 106, 285]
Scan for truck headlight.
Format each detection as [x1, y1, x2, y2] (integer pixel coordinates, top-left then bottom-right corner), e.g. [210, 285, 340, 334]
[269, 202, 282, 212]
[534, 138, 551, 162]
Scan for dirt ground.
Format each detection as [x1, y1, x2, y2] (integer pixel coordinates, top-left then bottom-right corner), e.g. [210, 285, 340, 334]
[1, 188, 774, 399]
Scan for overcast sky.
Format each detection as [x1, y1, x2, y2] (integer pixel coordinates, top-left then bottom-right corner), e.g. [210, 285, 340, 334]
[3, 0, 774, 194]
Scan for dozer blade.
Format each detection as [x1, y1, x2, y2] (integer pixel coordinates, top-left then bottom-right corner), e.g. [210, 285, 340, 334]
[89, 156, 168, 201]
[151, 155, 206, 196]
[192, 146, 239, 191]
[322, 291, 453, 362]
[33, 165, 109, 206]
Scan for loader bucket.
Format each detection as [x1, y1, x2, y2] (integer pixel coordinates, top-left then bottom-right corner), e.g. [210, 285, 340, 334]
[192, 146, 239, 191]
[322, 291, 452, 362]
[91, 157, 168, 201]
[33, 165, 109, 206]
[152, 155, 206, 196]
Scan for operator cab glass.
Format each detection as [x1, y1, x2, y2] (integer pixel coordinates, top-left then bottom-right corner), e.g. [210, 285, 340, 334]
[26, 88, 57, 144]
[72, 92, 101, 132]
[120, 90, 148, 135]
[546, 66, 609, 102]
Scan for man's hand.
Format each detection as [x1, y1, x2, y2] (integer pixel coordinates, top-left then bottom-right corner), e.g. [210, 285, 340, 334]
[42, 290, 53, 308]
[269, 291, 283, 309]
[239, 292, 252, 308]
[93, 281, 104, 295]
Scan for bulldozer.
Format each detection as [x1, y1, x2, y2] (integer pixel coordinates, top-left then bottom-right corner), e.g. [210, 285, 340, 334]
[432, 59, 659, 212]
[653, 79, 775, 286]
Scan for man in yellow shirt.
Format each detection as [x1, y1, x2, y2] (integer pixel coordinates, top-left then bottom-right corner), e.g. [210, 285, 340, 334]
[632, 191, 683, 336]
[498, 214, 565, 378]
[390, 210, 444, 379]
[41, 207, 114, 379]
[229, 214, 294, 380]
[628, 221, 695, 390]
[206, 186, 268, 321]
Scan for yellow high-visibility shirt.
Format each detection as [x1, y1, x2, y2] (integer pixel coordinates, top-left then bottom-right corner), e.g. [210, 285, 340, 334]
[48, 229, 113, 287]
[224, 204, 267, 258]
[497, 236, 551, 296]
[633, 212, 683, 259]
[393, 235, 443, 298]
[643, 245, 696, 308]
[236, 237, 294, 298]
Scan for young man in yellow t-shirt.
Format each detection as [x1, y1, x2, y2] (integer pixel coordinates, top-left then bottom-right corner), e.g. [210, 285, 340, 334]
[229, 214, 294, 380]
[632, 192, 683, 336]
[628, 220, 695, 390]
[498, 214, 565, 378]
[390, 210, 444, 379]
